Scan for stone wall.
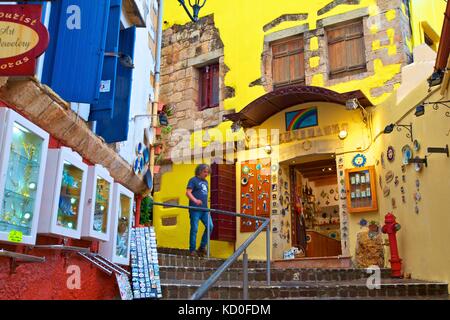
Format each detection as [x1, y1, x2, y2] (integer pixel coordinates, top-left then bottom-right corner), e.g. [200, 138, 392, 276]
[160, 15, 233, 133]
[259, 0, 413, 99]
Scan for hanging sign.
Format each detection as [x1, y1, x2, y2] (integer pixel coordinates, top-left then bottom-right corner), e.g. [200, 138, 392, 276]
[0, 5, 50, 76]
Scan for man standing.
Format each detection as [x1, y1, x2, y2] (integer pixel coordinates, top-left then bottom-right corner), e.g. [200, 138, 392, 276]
[186, 164, 213, 256]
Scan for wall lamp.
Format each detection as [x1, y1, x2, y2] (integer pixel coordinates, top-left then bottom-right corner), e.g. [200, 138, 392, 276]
[178, 0, 206, 22]
[415, 100, 450, 118]
[383, 123, 414, 142]
[345, 98, 368, 123]
[338, 130, 348, 140]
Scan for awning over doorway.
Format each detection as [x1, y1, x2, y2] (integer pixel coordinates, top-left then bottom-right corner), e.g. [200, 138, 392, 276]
[223, 85, 372, 128]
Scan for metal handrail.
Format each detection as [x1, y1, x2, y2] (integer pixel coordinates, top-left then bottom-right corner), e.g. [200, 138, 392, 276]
[152, 201, 271, 300]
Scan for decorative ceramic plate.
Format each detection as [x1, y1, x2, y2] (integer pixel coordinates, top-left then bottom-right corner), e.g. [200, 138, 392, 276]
[241, 177, 248, 185]
[402, 145, 413, 165]
[381, 152, 386, 168]
[352, 153, 367, 167]
[385, 170, 394, 183]
[387, 146, 395, 162]
[414, 156, 423, 172]
[143, 148, 150, 164]
[134, 157, 141, 174]
[256, 163, 262, 170]
[242, 165, 250, 174]
[136, 142, 143, 155]
[413, 139, 420, 151]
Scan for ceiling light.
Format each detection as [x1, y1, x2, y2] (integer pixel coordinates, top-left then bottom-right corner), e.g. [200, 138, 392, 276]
[338, 130, 348, 140]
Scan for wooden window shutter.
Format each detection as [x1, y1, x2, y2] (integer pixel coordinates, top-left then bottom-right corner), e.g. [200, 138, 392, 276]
[198, 63, 219, 110]
[327, 19, 366, 79]
[272, 36, 305, 89]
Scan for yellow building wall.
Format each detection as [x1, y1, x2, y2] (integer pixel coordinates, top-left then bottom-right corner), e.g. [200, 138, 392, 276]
[157, 0, 447, 264]
[370, 79, 450, 286]
[409, 0, 447, 50]
[153, 164, 235, 259]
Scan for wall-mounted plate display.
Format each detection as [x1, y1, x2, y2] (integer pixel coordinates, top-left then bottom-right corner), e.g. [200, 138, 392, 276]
[39, 147, 88, 239]
[82, 165, 114, 241]
[0, 108, 49, 245]
[385, 170, 394, 183]
[99, 183, 133, 265]
[402, 145, 413, 165]
[381, 152, 385, 168]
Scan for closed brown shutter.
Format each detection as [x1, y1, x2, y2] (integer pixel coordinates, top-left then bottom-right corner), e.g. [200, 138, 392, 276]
[327, 19, 366, 79]
[198, 63, 220, 110]
[210, 163, 236, 242]
[272, 36, 305, 88]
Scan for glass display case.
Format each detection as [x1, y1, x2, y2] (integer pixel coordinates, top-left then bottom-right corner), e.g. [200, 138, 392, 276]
[0, 107, 49, 245]
[38, 147, 88, 238]
[345, 166, 378, 213]
[99, 183, 133, 265]
[81, 164, 113, 241]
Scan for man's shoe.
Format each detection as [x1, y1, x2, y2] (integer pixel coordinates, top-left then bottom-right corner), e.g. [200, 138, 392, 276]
[189, 251, 198, 257]
[197, 247, 207, 257]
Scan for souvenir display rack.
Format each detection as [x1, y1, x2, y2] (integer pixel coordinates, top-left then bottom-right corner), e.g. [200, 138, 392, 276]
[0, 107, 49, 245]
[240, 159, 271, 233]
[345, 166, 378, 213]
[130, 227, 162, 299]
[99, 183, 133, 265]
[81, 164, 114, 241]
[39, 147, 88, 239]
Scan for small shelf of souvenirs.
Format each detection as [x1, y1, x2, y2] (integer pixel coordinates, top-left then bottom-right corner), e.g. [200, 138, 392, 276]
[344, 166, 378, 213]
[0, 107, 49, 245]
[81, 164, 114, 241]
[38, 147, 88, 239]
[99, 183, 133, 265]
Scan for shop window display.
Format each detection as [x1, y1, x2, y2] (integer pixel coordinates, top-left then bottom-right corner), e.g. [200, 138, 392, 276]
[38, 147, 88, 238]
[82, 164, 113, 241]
[345, 166, 378, 213]
[0, 108, 49, 244]
[99, 183, 133, 265]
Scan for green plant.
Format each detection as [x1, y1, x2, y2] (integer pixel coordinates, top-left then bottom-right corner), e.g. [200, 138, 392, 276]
[140, 196, 153, 225]
[370, 220, 378, 225]
[161, 124, 173, 135]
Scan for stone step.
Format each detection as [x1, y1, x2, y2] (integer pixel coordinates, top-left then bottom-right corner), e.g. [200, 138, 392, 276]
[158, 265, 392, 282]
[158, 253, 268, 269]
[160, 279, 449, 300]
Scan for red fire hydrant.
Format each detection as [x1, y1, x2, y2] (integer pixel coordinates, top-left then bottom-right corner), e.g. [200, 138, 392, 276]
[382, 212, 403, 278]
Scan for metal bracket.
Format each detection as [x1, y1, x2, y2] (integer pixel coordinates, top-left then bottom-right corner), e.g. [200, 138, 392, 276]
[408, 156, 428, 167]
[77, 252, 130, 277]
[428, 144, 449, 157]
[0, 249, 45, 274]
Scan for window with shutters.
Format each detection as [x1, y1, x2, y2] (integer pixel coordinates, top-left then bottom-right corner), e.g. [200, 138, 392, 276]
[198, 63, 220, 111]
[327, 19, 367, 79]
[271, 36, 305, 89]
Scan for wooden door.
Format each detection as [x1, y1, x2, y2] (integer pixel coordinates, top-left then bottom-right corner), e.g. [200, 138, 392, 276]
[210, 163, 236, 242]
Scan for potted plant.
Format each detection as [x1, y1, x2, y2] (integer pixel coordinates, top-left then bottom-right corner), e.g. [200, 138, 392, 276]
[368, 221, 379, 233]
[140, 196, 153, 226]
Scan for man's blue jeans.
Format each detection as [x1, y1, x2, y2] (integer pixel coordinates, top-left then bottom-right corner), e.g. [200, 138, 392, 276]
[189, 210, 213, 252]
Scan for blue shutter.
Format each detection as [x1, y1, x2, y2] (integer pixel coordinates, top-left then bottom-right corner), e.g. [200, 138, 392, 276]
[89, 0, 122, 121]
[96, 27, 137, 143]
[42, 0, 111, 104]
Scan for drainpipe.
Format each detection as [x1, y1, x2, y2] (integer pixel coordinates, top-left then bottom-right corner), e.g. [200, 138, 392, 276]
[149, 0, 164, 183]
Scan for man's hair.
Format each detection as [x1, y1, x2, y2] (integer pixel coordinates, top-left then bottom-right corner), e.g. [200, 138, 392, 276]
[195, 164, 210, 176]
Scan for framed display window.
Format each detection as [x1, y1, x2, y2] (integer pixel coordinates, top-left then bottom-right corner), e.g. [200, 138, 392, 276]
[99, 183, 133, 265]
[38, 147, 88, 238]
[81, 164, 114, 241]
[345, 166, 378, 213]
[0, 107, 49, 245]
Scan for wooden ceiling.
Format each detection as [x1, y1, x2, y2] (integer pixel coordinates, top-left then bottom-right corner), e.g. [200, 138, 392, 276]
[294, 158, 337, 183]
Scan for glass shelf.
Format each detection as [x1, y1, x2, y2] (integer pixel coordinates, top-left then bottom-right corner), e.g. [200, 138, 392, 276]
[57, 162, 84, 230]
[116, 194, 131, 258]
[93, 177, 110, 233]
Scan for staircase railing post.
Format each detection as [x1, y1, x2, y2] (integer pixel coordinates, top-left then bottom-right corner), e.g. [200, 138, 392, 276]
[266, 223, 271, 285]
[243, 249, 248, 300]
[207, 211, 210, 258]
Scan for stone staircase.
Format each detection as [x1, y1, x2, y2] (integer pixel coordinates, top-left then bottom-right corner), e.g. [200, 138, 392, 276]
[157, 250, 449, 300]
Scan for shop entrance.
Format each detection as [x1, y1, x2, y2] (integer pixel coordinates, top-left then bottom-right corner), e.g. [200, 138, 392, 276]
[288, 154, 342, 258]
